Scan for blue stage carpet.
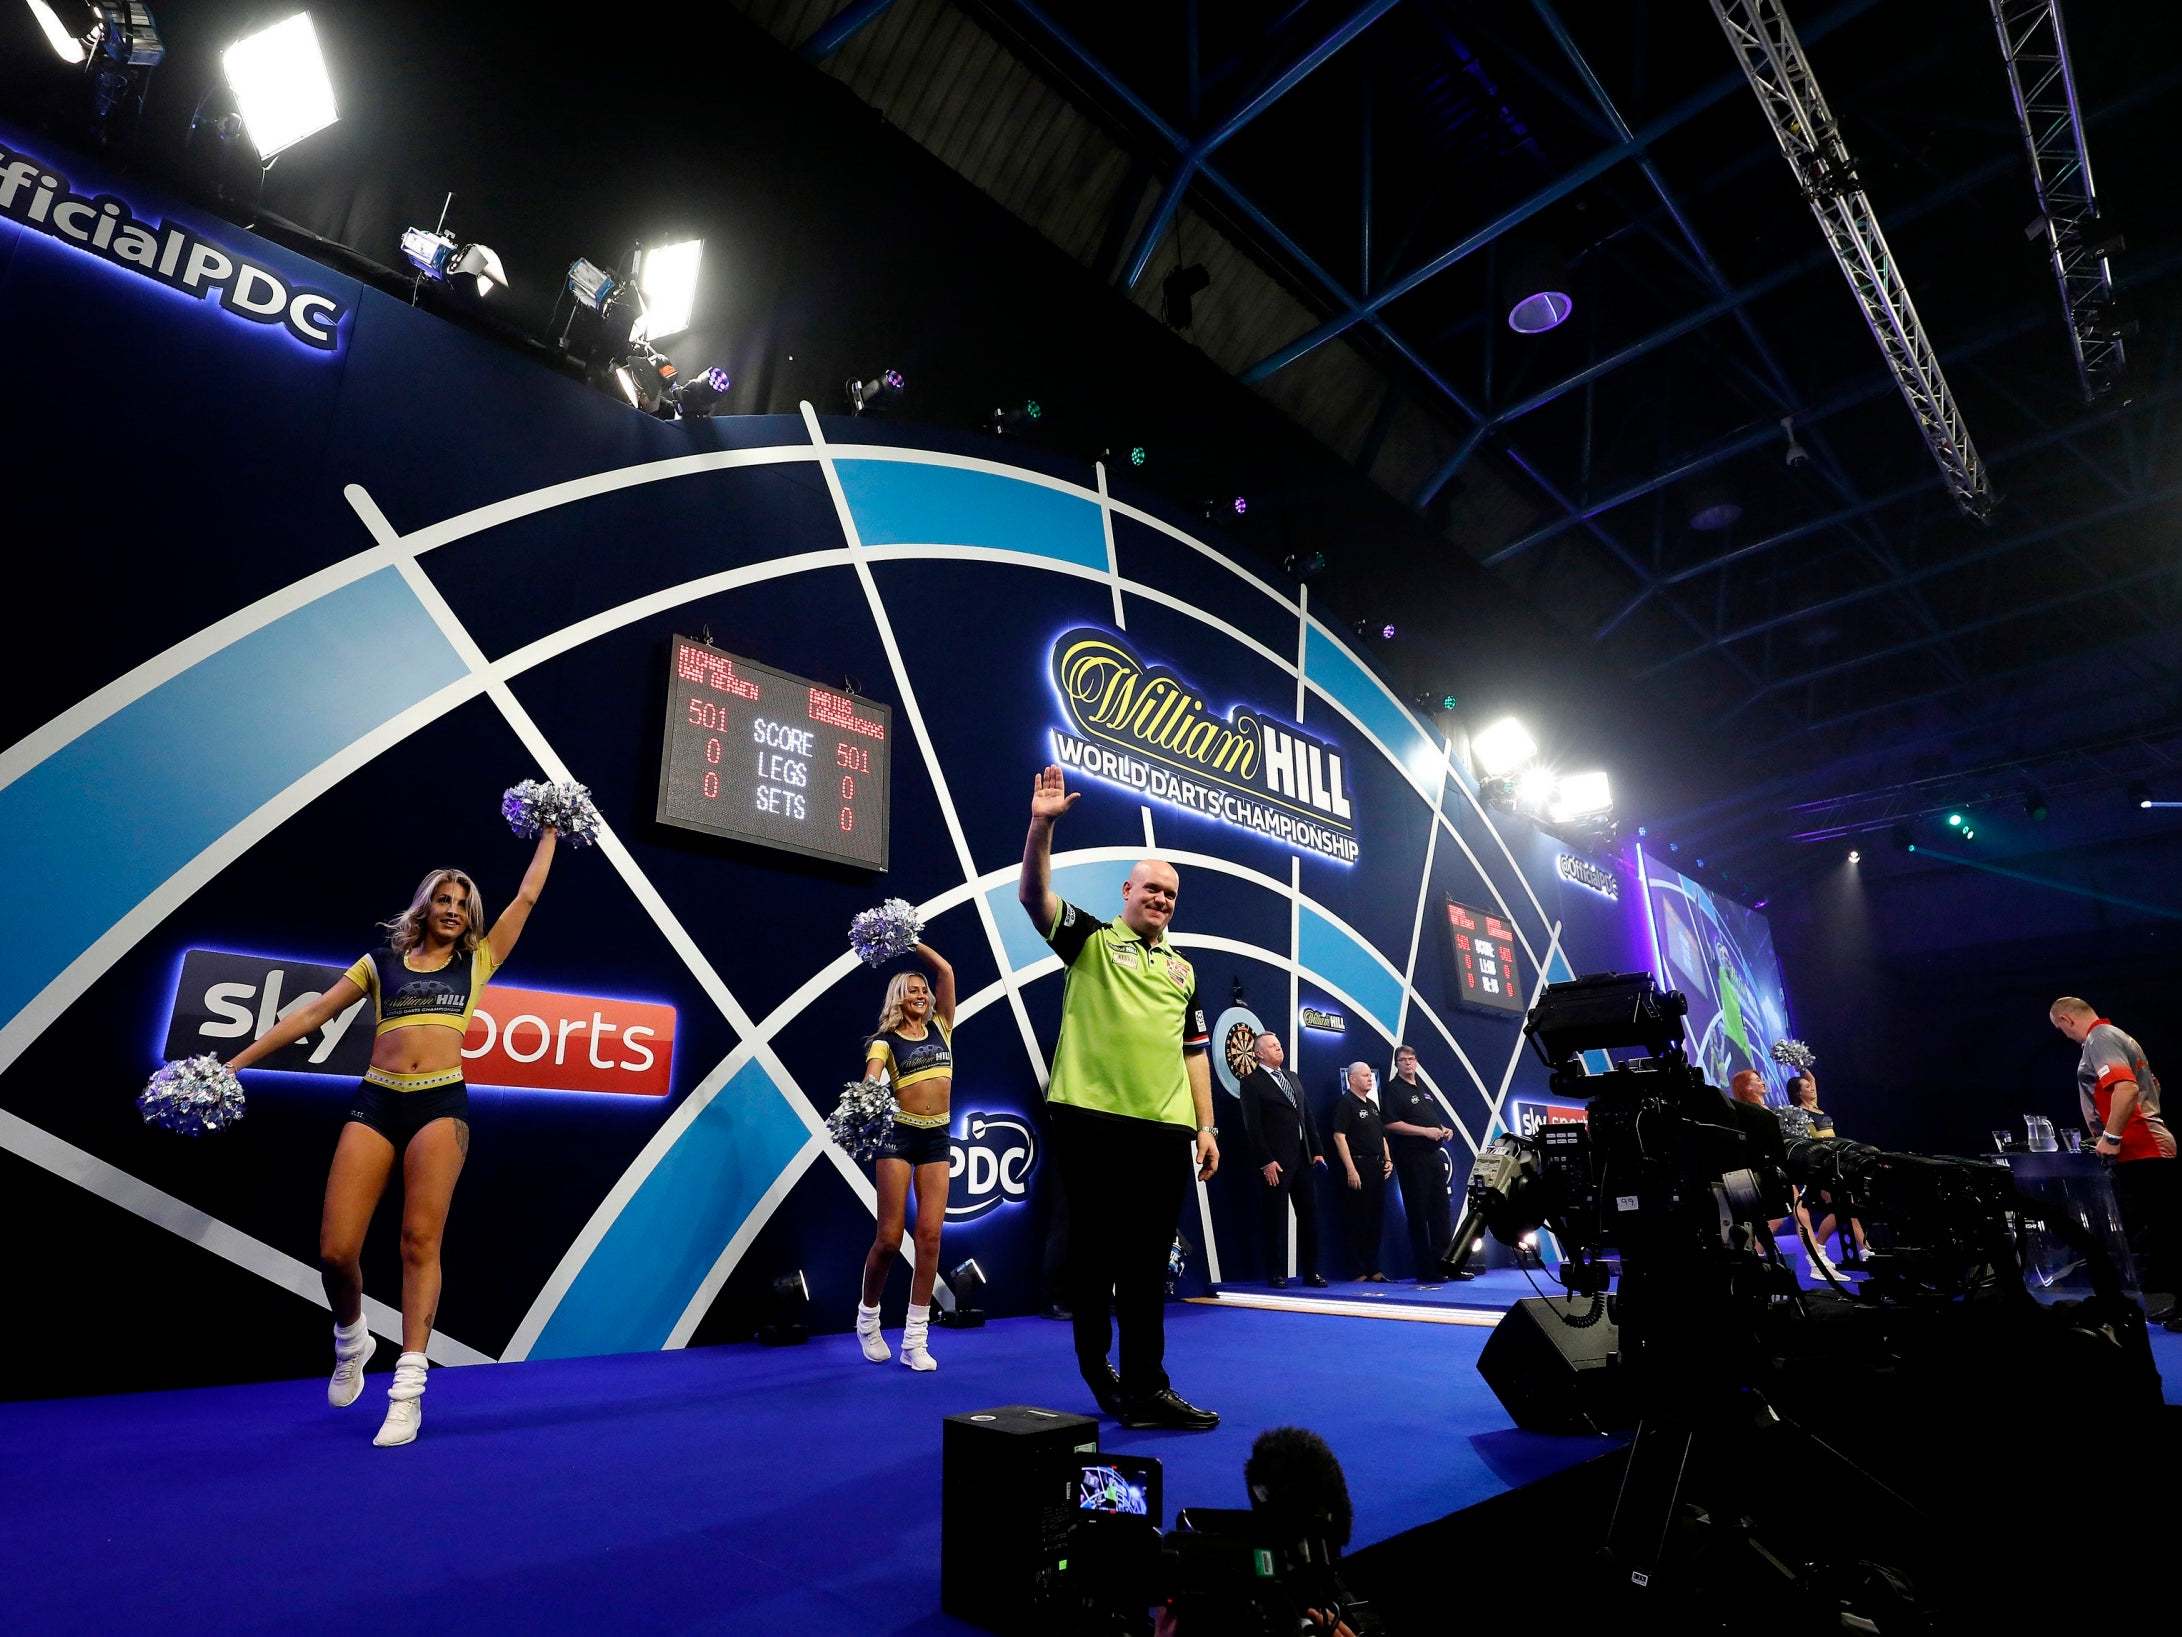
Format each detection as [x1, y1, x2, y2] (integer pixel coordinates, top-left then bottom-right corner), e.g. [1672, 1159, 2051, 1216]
[0, 1302, 1612, 1634]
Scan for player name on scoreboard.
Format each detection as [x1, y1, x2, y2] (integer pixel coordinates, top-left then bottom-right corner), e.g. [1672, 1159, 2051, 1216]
[655, 635, 893, 870]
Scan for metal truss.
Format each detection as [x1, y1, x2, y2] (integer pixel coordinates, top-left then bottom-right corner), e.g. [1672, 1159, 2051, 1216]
[1710, 0, 1993, 516]
[1989, 0, 2126, 402]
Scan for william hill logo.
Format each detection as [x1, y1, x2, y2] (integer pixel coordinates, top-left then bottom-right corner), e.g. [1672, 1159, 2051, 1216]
[1049, 627, 1359, 862]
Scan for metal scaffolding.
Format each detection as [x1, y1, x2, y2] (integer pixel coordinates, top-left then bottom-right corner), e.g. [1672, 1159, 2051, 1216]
[1709, 0, 1993, 516]
[1989, 0, 2127, 403]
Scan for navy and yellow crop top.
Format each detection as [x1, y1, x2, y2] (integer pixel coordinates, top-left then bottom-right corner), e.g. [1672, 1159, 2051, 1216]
[865, 1017, 953, 1092]
[344, 943, 500, 1037]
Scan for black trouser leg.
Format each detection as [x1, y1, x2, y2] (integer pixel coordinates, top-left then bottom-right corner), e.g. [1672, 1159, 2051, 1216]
[1290, 1159, 1320, 1278]
[1040, 1134, 1070, 1304]
[1054, 1107, 1191, 1398]
[1257, 1162, 1291, 1279]
[1393, 1151, 1434, 1275]
[1345, 1172, 1386, 1273]
[2114, 1157, 2179, 1300]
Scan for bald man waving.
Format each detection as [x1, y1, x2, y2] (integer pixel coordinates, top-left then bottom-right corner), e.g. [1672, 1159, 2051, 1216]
[1021, 764, 1221, 1430]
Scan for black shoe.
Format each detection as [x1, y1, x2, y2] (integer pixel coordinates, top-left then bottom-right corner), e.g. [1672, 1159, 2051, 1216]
[1304, 1273, 1328, 1288]
[1118, 1388, 1219, 1431]
[2148, 1298, 2177, 1325]
[1269, 1276, 1289, 1289]
[1042, 1303, 1073, 1321]
[1087, 1361, 1124, 1417]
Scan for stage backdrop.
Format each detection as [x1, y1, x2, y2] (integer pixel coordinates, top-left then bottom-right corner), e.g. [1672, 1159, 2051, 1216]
[0, 129, 1650, 1397]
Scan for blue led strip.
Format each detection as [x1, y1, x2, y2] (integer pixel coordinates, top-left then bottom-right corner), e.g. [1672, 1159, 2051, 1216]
[0, 569, 464, 1031]
[836, 460, 1107, 569]
[526, 1057, 816, 1358]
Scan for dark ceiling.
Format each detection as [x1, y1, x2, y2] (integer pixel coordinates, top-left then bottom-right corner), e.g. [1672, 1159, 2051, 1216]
[734, 0, 2182, 886]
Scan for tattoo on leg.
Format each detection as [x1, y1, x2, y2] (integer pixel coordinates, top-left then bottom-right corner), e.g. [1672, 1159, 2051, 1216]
[453, 1120, 470, 1158]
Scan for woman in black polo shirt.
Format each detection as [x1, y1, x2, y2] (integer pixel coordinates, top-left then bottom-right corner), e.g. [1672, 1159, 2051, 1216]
[1331, 1063, 1395, 1281]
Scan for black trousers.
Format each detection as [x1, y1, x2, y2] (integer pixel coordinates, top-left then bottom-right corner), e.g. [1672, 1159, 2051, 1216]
[1391, 1145, 1451, 1276]
[1051, 1105, 1192, 1397]
[2112, 1156, 2179, 1300]
[1343, 1167, 1387, 1274]
[1256, 1146, 1320, 1279]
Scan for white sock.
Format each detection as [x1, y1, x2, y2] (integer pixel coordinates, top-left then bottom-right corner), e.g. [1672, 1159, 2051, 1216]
[902, 1303, 936, 1371]
[387, 1350, 429, 1402]
[333, 1316, 371, 1361]
[856, 1301, 889, 1362]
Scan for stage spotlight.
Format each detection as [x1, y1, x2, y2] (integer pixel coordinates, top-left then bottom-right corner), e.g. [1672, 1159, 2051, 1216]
[1688, 485, 1741, 532]
[671, 365, 732, 418]
[1503, 240, 1573, 334]
[1381, 624, 1398, 641]
[760, 1270, 811, 1347]
[1515, 767, 1556, 813]
[1472, 717, 1538, 779]
[613, 343, 680, 415]
[1781, 415, 1810, 469]
[1129, 446, 1147, 466]
[2128, 781, 2152, 810]
[1636, 825, 1648, 837]
[2023, 789, 2049, 822]
[1694, 857, 1706, 869]
[566, 257, 622, 314]
[632, 237, 701, 341]
[1441, 693, 1459, 711]
[847, 368, 905, 414]
[1947, 812, 1964, 827]
[1232, 495, 1248, 516]
[1962, 828, 1976, 841]
[1283, 551, 1327, 580]
[1162, 261, 1211, 329]
[937, 1258, 987, 1328]
[401, 211, 508, 299]
[1546, 770, 1611, 824]
[26, 0, 88, 61]
[221, 11, 338, 160]
[1847, 849, 1860, 864]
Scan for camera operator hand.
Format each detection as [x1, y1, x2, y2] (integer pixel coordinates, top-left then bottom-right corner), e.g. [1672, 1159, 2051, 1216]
[1305, 1608, 1361, 1636]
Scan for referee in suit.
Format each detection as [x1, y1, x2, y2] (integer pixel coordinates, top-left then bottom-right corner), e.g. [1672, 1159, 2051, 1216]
[1239, 1032, 1328, 1287]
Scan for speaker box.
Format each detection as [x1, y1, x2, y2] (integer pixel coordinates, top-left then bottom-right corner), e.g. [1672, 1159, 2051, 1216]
[941, 1404, 1101, 1632]
[1476, 1295, 1632, 1434]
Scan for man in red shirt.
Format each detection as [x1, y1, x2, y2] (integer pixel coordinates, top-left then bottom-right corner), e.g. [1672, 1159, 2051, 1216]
[2050, 997, 2177, 1325]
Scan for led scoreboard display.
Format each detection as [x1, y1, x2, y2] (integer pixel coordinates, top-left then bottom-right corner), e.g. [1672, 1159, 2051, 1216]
[1445, 898, 1524, 1016]
[656, 635, 893, 870]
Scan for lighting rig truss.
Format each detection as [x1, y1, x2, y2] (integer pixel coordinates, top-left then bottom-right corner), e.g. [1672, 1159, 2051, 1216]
[1709, 0, 1993, 517]
[1989, 0, 2126, 403]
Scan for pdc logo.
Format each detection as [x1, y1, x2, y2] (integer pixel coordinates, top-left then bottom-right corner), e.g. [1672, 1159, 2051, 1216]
[947, 1112, 1038, 1221]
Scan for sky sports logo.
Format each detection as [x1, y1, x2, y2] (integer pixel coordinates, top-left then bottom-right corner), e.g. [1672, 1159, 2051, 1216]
[162, 949, 676, 1096]
[1, 142, 348, 351]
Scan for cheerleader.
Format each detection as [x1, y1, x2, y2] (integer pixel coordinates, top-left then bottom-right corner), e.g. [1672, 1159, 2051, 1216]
[855, 942, 955, 1371]
[224, 826, 557, 1444]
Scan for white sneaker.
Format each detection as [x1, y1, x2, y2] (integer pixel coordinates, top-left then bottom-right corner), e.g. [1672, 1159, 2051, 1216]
[372, 1399, 421, 1447]
[328, 1334, 375, 1408]
[901, 1338, 937, 1373]
[856, 1310, 890, 1363]
[1807, 1253, 1841, 1282]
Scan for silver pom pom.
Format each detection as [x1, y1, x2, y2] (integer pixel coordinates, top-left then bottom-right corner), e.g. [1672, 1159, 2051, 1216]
[1770, 1038, 1816, 1070]
[138, 1055, 247, 1136]
[848, 898, 924, 967]
[502, 778, 603, 849]
[828, 1077, 899, 1163]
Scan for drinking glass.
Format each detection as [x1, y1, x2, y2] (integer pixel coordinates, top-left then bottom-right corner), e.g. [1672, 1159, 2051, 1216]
[1991, 1129, 2016, 1154]
[2061, 1129, 2084, 1154]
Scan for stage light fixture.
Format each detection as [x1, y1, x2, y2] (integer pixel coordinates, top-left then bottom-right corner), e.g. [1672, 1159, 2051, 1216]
[1129, 446, 1146, 466]
[937, 1258, 987, 1328]
[1688, 484, 1741, 532]
[1781, 415, 1810, 470]
[221, 12, 338, 160]
[1441, 693, 1459, 711]
[1515, 767, 1556, 812]
[1547, 770, 1611, 823]
[1694, 857, 1706, 869]
[1232, 495, 1248, 516]
[760, 1270, 811, 1347]
[1283, 551, 1327, 580]
[671, 365, 732, 418]
[632, 238, 702, 341]
[1847, 849, 1860, 864]
[847, 368, 905, 414]
[566, 257, 622, 314]
[27, 0, 88, 60]
[1503, 239, 1573, 335]
[1472, 717, 1538, 780]
[1381, 624, 1398, 641]
[1947, 812, 1964, 827]
[1962, 828, 1976, 841]
[401, 210, 508, 299]
[1162, 262, 1211, 329]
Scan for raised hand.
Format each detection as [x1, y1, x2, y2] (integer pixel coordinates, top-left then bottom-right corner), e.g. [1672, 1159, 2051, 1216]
[1030, 764, 1080, 822]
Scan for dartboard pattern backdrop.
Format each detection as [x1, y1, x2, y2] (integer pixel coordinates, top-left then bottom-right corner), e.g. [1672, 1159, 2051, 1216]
[0, 138, 1647, 1391]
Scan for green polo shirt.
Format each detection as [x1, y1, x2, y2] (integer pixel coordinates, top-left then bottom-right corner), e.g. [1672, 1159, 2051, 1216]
[1044, 898, 1209, 1129]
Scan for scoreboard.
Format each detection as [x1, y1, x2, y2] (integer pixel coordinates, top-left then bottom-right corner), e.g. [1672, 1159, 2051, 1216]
[1445, 898, 1523, 1016]
[655, 635, 893, 870]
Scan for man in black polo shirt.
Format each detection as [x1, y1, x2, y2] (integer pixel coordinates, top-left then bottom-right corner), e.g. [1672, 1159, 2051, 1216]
[1381, 1044, 1457, 1281]
[1330, 1063, 1393, 1281]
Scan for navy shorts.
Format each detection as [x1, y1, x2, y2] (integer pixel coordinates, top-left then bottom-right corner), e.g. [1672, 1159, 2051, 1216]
[877, 1118, 951, 1167]
[347, 1069, 469, 1150]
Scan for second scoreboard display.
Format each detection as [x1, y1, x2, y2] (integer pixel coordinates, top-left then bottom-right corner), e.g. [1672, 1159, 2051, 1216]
[656, 635, 893, 870]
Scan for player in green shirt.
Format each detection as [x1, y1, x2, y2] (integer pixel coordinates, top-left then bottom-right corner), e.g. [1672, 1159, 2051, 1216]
[1021, 763, 1222, 1430]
